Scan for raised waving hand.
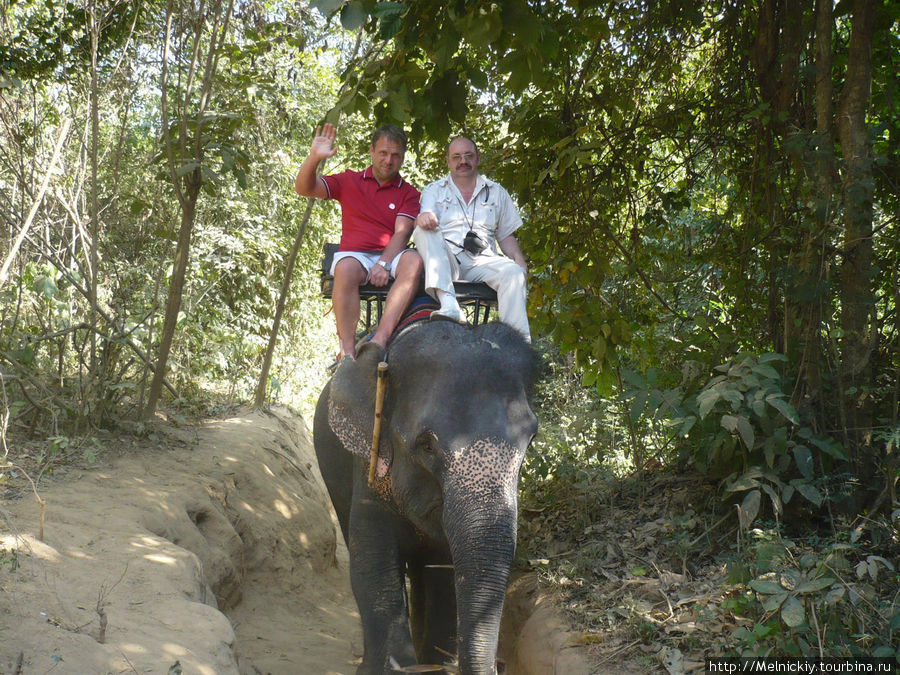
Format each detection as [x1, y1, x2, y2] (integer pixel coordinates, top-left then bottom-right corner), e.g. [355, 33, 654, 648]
[310, 124, 338, 162]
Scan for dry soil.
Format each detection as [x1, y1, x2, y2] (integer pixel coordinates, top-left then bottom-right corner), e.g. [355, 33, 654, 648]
[1, 407, 597, 674]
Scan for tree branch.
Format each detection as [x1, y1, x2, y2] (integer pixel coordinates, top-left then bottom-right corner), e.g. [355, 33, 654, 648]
[0, 118, 71, 288]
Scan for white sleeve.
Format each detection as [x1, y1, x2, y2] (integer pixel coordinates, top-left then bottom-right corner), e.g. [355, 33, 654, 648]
[419, 181, 439, 216]
[494, 186, 523, 242]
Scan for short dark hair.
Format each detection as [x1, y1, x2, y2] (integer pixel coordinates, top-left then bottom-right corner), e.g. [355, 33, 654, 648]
[372, 125, 407, 152]
[447, 136, 479, 155]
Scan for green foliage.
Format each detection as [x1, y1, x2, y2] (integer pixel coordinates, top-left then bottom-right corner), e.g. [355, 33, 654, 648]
[320, 0, 899, 502]
[517, 414, 899, 665]
[725, 526, 900, 660]
[0, 546, 19, 572]
[685, 355, 807, 471]
[689, 355, 849, 522]
[0, 0, 141, 81]
[525, 344, 624, 483]
[618, 353, 856, 524]
[312, 0, 557, 139]
[0, 0, 346, 433]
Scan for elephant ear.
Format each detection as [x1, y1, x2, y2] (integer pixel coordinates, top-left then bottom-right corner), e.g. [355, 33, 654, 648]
[327, 341, 385, 463]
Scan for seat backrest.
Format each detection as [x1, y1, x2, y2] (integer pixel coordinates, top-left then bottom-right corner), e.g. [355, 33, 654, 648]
[322, 242, 339, 278]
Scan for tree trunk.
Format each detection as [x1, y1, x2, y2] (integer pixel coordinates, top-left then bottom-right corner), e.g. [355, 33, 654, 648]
[253, 197, 314, 408]
[776, 0, 803, 125]
[144, 0, 233, 419]
[750, 0, 779, 110]
[751, 0, 807, 357]
[144, 172, 201, 417]
[88, 0, 101, 415]
[794, 0, 836, 408]
[836, 0, 876, 465]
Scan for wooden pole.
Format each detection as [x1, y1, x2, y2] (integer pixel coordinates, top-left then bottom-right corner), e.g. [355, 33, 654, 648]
[368, 361, 389, 486]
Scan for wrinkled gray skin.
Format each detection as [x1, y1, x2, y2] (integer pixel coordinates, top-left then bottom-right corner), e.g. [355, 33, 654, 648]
[313, 320, 538, 674]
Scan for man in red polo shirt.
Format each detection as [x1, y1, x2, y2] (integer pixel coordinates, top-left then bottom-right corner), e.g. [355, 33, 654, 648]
[295, 123, 423, 360]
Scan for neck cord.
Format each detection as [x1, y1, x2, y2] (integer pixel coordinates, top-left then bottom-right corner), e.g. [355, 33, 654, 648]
[453, 183, 489, 233]
[455, 193, 476, 231]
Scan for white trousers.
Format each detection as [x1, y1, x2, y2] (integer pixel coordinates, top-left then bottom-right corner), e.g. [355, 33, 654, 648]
[413, 227, 531, 341]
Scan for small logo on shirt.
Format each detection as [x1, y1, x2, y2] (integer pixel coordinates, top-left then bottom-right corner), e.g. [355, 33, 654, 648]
[389, 203, 396, 209]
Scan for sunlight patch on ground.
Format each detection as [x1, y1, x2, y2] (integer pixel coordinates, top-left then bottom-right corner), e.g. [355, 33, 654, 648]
[119, 643, 148, 657]
[273, 499, 293, 519]
[160, 643, 188, 657]
[130, 535, 181, 565]
[314, 630, 343, 643]
[66, 548, 94, 560]
[1, 534, 60, 562]
[131, 535, 167, 549]
[157, 642, 224, 675]
[135, 486, 176, 501]
[219, 417, 254, 427]
[311, 601, 360, 621]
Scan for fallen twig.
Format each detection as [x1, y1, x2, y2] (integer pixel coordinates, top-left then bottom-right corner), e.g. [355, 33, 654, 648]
[687, 511, 732, 548]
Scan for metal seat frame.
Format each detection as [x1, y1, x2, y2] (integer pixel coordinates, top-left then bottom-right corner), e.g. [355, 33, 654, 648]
[320, 243, 498, 332]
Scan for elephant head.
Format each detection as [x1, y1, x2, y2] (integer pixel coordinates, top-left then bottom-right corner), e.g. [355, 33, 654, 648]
[326, 320, 538, 673]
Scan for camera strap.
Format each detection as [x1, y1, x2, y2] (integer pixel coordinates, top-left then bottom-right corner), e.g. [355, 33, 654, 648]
[444, 237, 464, 251]
[454, 184, 490, 238]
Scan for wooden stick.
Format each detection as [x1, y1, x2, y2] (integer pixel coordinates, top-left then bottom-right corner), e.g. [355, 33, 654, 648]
[368, 361, 389, 486]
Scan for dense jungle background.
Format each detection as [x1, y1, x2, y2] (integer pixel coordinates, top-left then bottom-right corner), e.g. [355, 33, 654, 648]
[2, 0, 898, 669]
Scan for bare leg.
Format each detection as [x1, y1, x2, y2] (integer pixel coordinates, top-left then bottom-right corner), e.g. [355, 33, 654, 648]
[332, 257, 367, 358]
[371, 251, 423, 348]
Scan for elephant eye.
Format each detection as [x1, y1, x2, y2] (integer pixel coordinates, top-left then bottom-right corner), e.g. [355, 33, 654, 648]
[417, 431, 438, 455]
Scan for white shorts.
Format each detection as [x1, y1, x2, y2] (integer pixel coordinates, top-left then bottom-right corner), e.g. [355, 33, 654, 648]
[330, 249, 414, 282]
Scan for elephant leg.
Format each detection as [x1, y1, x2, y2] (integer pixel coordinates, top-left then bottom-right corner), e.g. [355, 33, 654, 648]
[349, 497, 417, 673]
[408, 554, 457, 665]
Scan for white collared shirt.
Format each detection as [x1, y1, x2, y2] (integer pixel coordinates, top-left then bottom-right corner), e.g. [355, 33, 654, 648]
[419, 174, 523, 255]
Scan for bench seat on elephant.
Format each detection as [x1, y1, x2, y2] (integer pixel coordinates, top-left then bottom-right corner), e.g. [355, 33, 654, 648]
[319, 242, 498, 330]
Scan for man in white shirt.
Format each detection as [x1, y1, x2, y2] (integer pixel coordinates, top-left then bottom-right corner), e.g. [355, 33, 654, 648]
[413, 137, 531, 342]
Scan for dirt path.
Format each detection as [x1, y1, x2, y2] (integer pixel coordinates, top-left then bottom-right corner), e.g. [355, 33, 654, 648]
[1, 407, 596, 674]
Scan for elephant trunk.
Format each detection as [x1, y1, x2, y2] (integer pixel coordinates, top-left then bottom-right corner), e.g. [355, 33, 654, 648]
[445, 502, 517, 675]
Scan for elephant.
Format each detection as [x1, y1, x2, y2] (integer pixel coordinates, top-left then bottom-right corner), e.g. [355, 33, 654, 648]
[313, 319, 538, 674]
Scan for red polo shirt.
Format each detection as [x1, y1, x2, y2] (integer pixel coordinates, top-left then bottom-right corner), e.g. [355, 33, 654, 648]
[322, 167, 421, 252]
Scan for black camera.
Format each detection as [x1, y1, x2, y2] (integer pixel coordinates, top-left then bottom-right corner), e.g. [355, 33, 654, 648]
[463, 230, 489, 255]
